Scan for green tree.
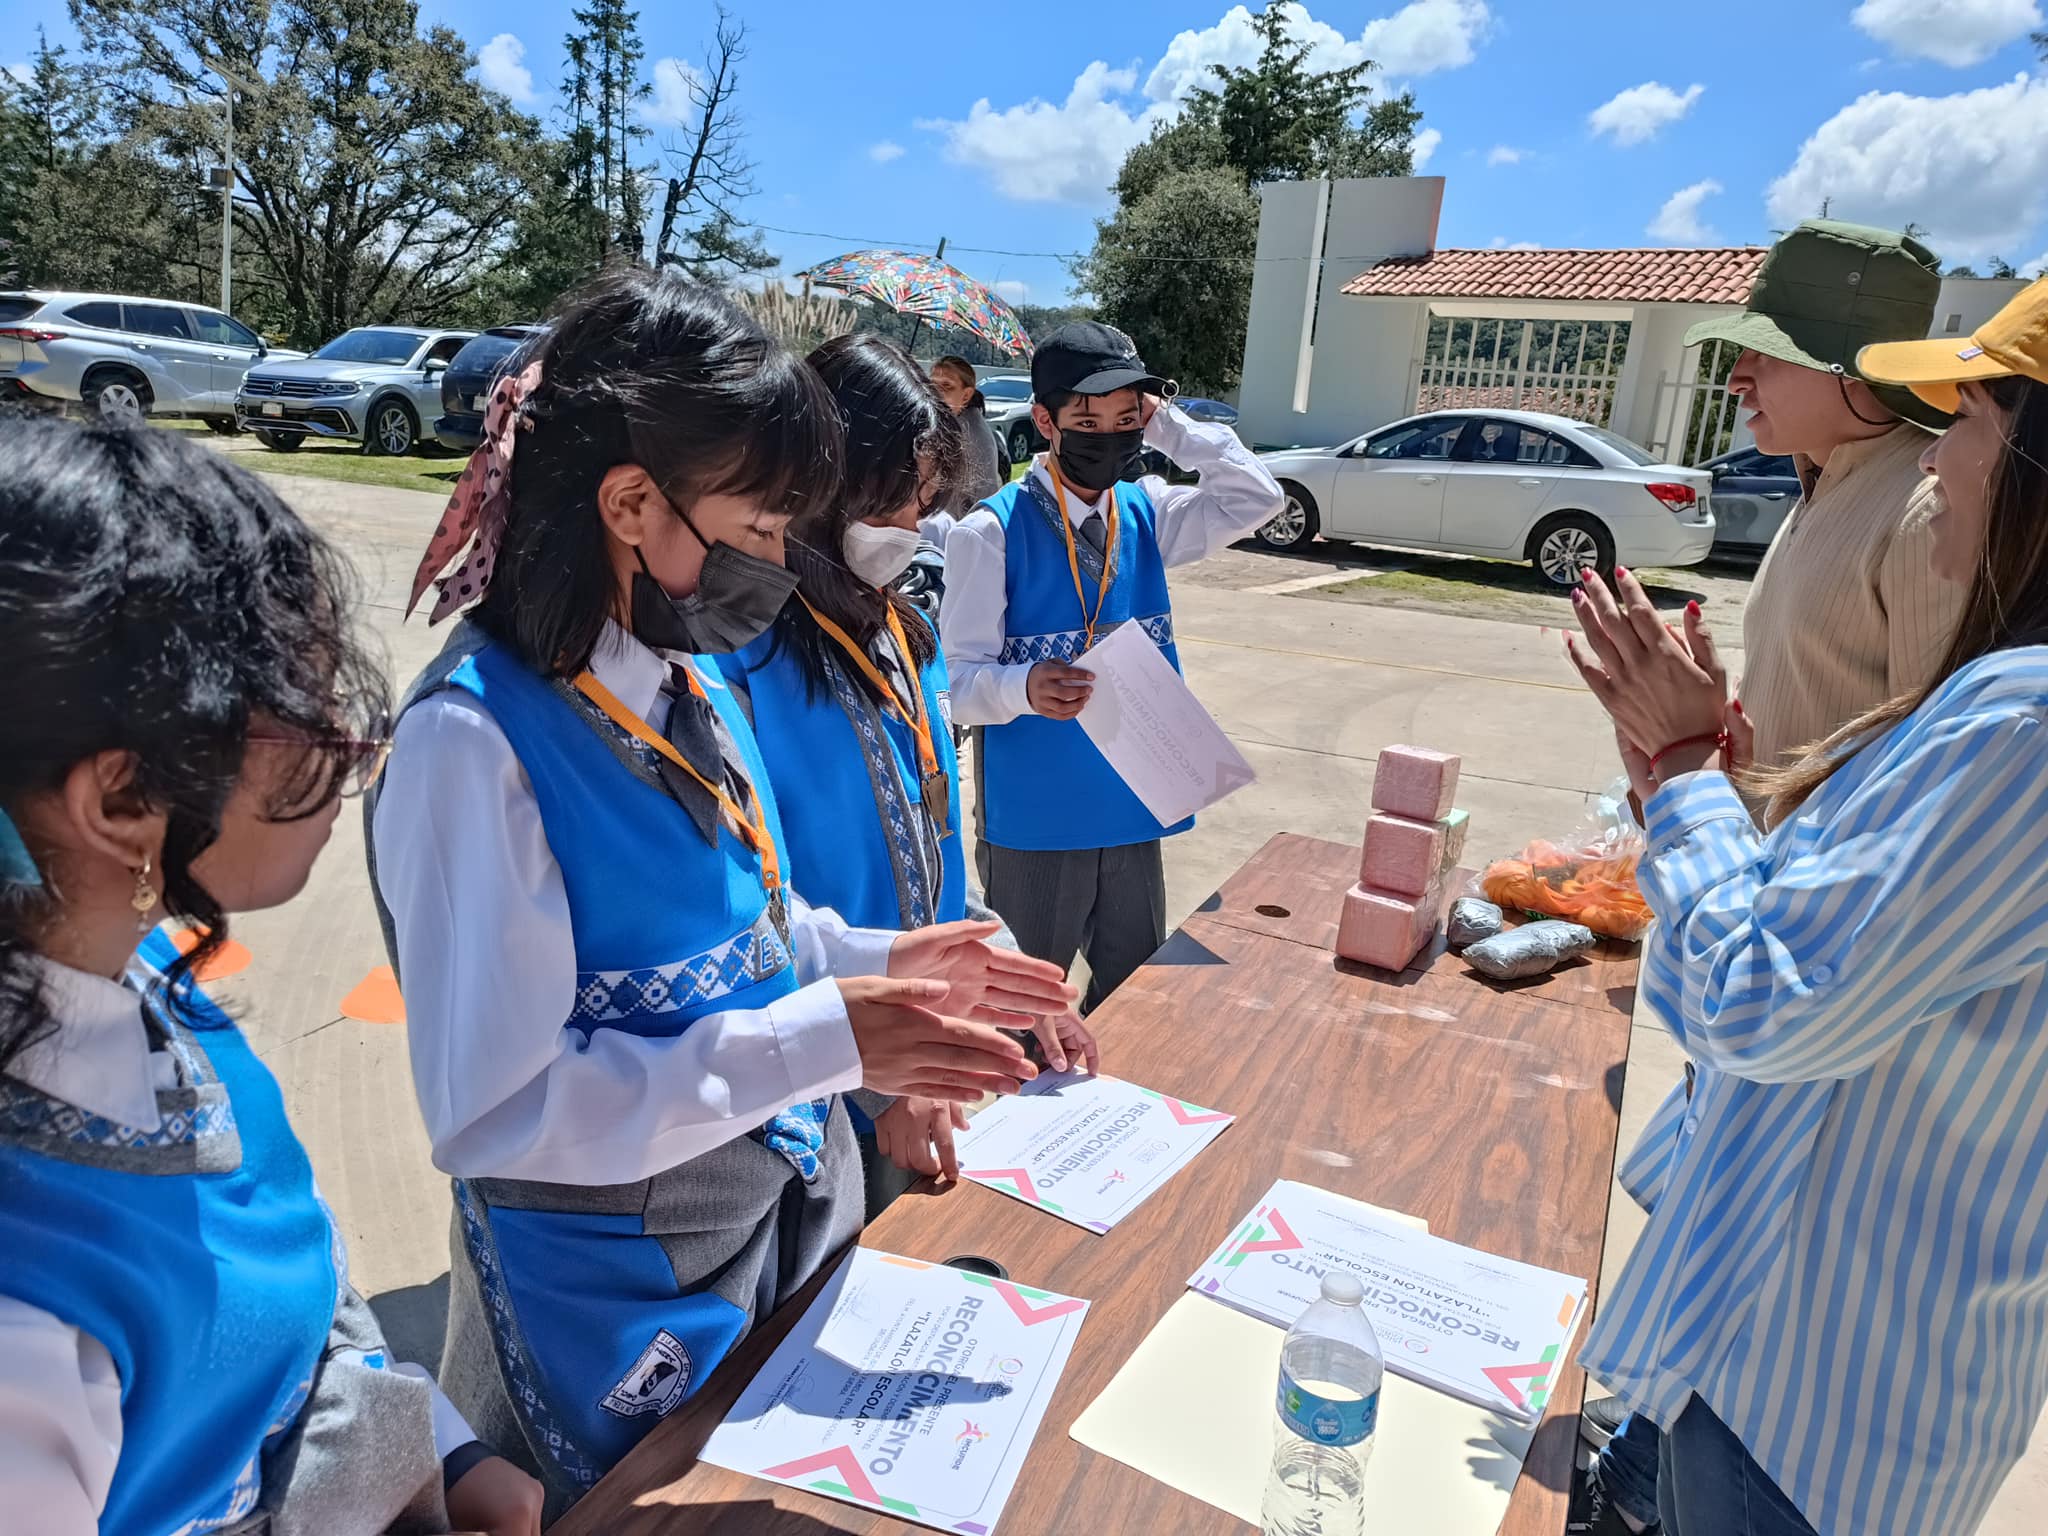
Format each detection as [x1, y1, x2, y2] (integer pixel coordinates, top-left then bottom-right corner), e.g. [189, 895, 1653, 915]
[567, 0, 651, 257]
[1076, 0, 1423, 396]
[66, 0, 543, 346]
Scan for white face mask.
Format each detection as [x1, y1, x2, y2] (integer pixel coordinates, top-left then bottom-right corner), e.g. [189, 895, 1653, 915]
[842, 520, 923, 588]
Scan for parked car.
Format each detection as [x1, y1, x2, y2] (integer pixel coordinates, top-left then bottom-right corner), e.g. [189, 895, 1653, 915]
[1255, 409, 1715, 586]
[236, 326, 475, 454]
[977, 374, 1040, 463]
[0, 289, 299, 428]
[1140, 395, 1239, 477]
[436, 323, 547, 451]
[1703, 444, 1800, 556]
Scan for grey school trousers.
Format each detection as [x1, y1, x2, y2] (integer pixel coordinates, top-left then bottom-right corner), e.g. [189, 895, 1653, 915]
[977, 836, 1167, 1014]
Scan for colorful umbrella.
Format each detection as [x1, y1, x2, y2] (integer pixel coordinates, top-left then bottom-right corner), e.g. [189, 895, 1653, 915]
[795, 247, 1033, 357]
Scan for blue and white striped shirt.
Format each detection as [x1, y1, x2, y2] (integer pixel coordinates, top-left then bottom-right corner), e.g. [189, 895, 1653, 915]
[1581, 648, 2048, 1536]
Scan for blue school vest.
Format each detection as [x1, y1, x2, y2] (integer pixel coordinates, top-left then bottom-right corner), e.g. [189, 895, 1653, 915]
[724, 612, 967, 932]
[442, 642, 843, 1485]
[980, 475, 1194, 850]
[0, 929, 338, 1536]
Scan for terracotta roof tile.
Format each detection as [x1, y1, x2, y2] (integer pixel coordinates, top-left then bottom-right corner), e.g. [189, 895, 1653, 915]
[1341, 247, 1768, 305]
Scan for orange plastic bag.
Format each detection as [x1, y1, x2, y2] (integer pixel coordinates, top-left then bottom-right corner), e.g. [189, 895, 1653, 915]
[1478, 783, 1654, 941]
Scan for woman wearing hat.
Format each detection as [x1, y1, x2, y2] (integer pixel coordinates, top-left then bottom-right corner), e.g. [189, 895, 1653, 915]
[1561, 274, 2048, 1536]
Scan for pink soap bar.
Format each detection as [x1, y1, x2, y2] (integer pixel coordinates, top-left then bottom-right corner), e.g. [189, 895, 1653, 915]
[1360, 813, 1446, 898]
[1371, 745, 1462, 821]
[1336, 879, 1442, 971]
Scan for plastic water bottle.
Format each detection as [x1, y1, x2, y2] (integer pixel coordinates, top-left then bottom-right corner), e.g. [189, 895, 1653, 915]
[1260, 1271, 1382, 1536]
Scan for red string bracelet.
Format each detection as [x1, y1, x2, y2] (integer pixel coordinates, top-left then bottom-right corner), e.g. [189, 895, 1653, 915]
[1648, 730, 1729, 778]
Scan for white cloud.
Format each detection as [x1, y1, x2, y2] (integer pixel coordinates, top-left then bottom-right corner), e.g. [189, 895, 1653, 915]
[1486, 144, 1524, 166]
[992, 280, 1031, 304]
[1411, 126, 1442, 169]
[1648, 179, 1723, 242]
[868, 141, 905, 163]
[1488, 237, 1542, 250]
[921, 61, 1172, 205]
[1852, 0, 2041, 69]
[645, 57, 705, 128]
[1767, 75, 2048, 263]
[2029, 250, 2048, 277]
[476, 34, 538, 105]
[1145, 0, 1490, 100]
[3, 62, 30, 88]
[1588, 81, 1705, 147]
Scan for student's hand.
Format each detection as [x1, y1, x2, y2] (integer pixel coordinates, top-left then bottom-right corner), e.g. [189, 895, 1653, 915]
[1565, 571, 1726, 780]
[445, 1454, 544, 1536]
[888, 919, 1078, 1025]
[1028, 1010, 1101, 1076]
[1027, 662, 1093, 720]
[874, 1096, 970, 1181]
[1140, 393, 1164, 430]
[1723, 697, 1754, 779]
[837, 975, 1035, 1102]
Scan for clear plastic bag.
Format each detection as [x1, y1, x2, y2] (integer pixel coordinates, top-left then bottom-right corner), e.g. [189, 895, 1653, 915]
[1477, 778, 1654, 942]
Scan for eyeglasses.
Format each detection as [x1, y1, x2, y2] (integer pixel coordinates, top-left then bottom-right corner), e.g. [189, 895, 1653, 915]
[246, 711, 395, 800]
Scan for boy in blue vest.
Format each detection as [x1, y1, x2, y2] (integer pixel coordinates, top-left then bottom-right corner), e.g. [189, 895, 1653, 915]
[943, 323, 1283, 1009]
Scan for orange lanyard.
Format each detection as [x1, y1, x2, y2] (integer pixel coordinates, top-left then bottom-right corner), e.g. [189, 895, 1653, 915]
[1047, 460, 1118, 650]
[572, 665, 785, 907]
[801, 597, 954, 838]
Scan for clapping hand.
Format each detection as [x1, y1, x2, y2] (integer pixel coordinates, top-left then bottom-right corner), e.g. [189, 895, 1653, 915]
[1565, 569, 1731, 789]
[888, 920, 1078, 1026]
[875, 1096, 970, 1182]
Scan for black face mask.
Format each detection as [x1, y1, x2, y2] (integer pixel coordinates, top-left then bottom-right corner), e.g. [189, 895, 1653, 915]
[1054, 426, 1146, 491]
[629, 509, 798, 656]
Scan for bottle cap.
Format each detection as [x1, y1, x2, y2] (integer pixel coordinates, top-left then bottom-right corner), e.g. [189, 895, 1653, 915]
[1320, 1271, 1365, 1306]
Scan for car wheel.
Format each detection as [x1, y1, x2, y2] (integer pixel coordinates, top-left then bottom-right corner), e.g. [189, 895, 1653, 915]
[201, 416, 240, 434]
[254, 429, 302, 452]
[83, 368, 151, 428]
[1528, 513, 1615, 589]
[1258, 483, 1321, 551]
[1008, 423, 1035, 463]
[365, 398, 418, 456]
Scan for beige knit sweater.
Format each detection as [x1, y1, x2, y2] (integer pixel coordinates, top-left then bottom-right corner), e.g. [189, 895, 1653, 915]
[1739, 424, 1965, 775]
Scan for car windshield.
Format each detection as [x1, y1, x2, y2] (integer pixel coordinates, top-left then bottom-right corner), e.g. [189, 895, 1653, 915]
[312, 329, 424, 366]
[980, 378, 1032, 401]
[1576, 423, 1659, 466]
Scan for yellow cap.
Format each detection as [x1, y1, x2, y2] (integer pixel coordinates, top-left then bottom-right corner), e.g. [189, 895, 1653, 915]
[1858, 274, 2048, 413]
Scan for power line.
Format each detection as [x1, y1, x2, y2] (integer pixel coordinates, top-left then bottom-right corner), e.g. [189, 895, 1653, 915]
[751, 220, 1376, 266]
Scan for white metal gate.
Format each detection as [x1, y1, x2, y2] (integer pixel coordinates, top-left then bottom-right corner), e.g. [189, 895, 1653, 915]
[1646, 338, 1744, 465]
[1409, 317, 1628, 426]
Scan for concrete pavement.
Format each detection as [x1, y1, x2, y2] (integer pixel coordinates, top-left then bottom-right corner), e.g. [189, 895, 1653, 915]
[215, 468, 2039, 1528]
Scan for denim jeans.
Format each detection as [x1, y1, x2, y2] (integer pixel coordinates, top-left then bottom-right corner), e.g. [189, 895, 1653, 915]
[1597, 1411, 1663, 1526]
[1655, 1396, 1820, 1536]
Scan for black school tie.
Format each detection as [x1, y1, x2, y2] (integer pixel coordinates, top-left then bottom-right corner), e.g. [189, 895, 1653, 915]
[1078, 511, 1107, 557]
[658, 664, 725, 844]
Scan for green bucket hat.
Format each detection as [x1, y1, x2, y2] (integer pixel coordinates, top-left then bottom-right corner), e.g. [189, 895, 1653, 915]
[1685, 218, 1952, 430]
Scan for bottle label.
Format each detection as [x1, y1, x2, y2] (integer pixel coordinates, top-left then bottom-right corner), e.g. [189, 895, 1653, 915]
[1277, 1367, 1378, 1447]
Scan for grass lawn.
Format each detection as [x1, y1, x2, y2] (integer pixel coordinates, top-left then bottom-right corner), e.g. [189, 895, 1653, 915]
[157, 418, 467, 497]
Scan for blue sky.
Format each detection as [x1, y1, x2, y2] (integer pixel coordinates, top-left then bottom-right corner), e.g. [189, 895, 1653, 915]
[14, 1, 2048, 303]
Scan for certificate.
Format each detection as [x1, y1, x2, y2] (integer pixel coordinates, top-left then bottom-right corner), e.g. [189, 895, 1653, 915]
[954, 1070, 1235, 1233]
[700, 1249, 1089, 1536]
[1075, 620, 1256, 825]
[1188, 1180, 1586, 1424]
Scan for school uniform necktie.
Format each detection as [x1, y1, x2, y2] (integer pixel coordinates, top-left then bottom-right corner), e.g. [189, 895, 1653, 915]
[1077, 511, 1108, 557]
[657, 664, 726, 845]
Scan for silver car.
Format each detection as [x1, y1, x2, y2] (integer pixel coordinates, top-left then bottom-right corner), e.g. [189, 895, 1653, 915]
[0, 289, 297, 428]
[236, 326, 475, 455]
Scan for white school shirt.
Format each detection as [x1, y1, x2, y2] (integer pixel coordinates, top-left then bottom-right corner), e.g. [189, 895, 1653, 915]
[940, 403, 1283, 727]
[372, 620, 898, 1188]
[0, 959, 474, 1534]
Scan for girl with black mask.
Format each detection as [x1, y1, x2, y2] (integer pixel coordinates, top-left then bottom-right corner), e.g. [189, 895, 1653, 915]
[367, 270, 1071, 1518]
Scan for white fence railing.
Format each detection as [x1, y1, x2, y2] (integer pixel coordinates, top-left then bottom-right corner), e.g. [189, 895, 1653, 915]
[1409, 317, 1627, 427]
[1646, 339, 1744, 466]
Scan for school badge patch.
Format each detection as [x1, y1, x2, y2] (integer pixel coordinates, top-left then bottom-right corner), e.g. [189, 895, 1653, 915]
[599, 1328, 692, 1419]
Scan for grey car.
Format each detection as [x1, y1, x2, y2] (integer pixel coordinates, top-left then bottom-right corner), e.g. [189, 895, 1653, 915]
[1704, 445, 1801, 555]
[236, 326, 475, 455]
[0, 289, 299, 428]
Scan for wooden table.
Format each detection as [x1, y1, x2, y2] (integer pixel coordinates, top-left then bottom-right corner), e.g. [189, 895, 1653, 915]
[553, 833, 1637, 1536]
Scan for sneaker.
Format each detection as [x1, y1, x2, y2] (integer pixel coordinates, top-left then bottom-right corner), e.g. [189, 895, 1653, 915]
[1579, 1393, 1628, 1451]
[1568, 1463, 1656, 1536]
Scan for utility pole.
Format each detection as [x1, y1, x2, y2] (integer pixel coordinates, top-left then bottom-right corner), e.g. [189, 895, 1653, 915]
[200, 57, 259, 314]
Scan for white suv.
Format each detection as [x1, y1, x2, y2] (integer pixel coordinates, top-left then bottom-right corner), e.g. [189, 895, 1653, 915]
[0, 290, 301, 429]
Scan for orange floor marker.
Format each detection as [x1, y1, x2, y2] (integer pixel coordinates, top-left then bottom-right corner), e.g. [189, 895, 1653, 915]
[339, 965, 407, 1025]
[166, 925, 253, 982]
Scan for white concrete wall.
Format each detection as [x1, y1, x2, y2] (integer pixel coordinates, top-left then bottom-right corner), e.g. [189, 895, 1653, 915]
[1237, 176, 1444, 448]
[1933, 276, 2028, 338]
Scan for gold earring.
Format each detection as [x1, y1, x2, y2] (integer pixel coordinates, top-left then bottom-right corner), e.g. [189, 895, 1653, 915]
[131, 857, 158, 934]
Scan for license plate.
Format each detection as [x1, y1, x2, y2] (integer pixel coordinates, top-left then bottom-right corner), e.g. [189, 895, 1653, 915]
[261, 402, 282, 418]
[470, 393, 485, 411]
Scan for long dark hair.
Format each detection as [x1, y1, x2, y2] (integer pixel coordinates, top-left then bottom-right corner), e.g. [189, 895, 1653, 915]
[476, 266, 843, 676]
[0, 414, 388, 1072]
[1752, 375, 2048, 823]
[770, 334, 965, 703]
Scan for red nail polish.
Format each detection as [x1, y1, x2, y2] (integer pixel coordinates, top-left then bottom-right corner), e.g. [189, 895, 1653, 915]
[1687, 600, 1701, 617]
[1616, 567, 1629, 579]
[1733, 700, 1745, 715]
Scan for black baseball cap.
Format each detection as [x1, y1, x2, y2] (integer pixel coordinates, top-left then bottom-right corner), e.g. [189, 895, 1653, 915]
[1031, 321, 1169, 400]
